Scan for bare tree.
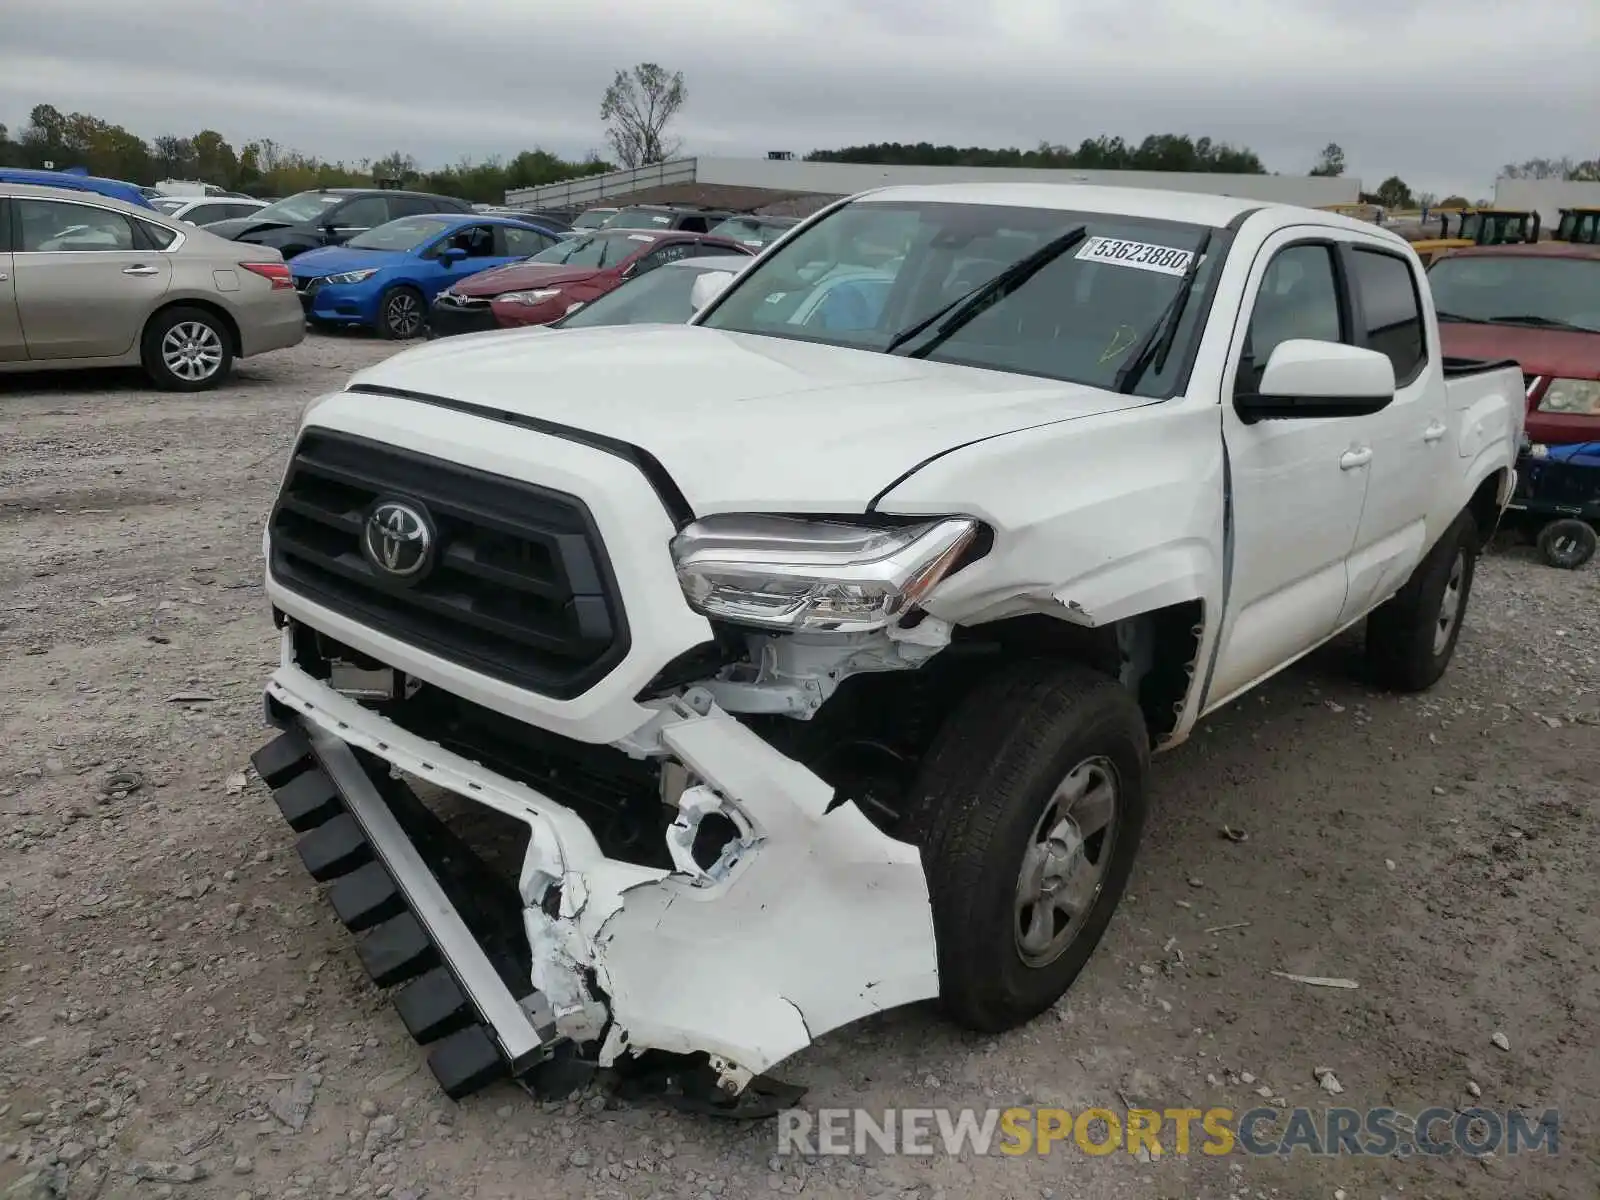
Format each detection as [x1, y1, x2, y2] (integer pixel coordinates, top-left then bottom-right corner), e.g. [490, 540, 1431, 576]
[1499, 157, 1574, 180]
[1308, 142, 1345, 177]
[600, 63, 686, 168]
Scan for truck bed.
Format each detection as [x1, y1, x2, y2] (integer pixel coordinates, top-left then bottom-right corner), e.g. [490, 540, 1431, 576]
[1442, 355, 1521, 380]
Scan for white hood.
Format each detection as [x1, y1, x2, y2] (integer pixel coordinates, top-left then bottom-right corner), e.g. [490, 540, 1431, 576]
[348, 325, 1147, 514]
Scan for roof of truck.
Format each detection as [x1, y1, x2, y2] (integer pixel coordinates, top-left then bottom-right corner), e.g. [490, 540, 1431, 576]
[851, 182, 1352, 231]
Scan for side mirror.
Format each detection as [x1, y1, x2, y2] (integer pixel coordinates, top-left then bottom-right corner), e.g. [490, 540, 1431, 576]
[689, 271, 736, 311]
[1235, 340, 1396, 423]
[439, 246, 467, 265]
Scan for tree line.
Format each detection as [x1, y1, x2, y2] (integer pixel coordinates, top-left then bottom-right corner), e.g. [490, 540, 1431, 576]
[807, 133, 1269, 174]
[4, 87, 1593, 209]
[0, 104, 614, 202]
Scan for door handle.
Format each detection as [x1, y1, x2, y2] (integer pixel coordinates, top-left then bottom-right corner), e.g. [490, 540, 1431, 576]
[0, 272, 7, 281]
[1339, 447, 1373, 470]
[122, 265, 159, 276]
[1423, 420, 1448, 443]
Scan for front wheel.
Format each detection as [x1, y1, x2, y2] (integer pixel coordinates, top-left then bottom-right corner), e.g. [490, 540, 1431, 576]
[141, 306, 233, 391]
[1366, 510, 1478, 692]
[896, 660, 1149, 1033]
[378, 286, 425, 340]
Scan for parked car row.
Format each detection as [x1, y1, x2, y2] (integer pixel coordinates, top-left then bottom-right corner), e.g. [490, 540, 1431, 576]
[426, 227, 755, 336]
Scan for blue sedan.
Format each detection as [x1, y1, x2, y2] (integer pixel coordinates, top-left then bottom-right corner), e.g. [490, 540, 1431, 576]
[290, 213, 563, 338]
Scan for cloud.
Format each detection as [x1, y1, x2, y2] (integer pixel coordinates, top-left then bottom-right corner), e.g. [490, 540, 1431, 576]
[1, 0, 1594, 199]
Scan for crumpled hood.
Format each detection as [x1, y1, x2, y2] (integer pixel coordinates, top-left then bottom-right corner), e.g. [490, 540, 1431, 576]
[291, 246, 397, 280]
[1439, 320, 1600, 380]
[207, 216, 295, 241]
[343, 324, 1152, 514]
[453, 261, 600, 298]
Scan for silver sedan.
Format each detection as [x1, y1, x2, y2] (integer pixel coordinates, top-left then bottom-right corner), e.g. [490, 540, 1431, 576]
[0, 182, 305, 390]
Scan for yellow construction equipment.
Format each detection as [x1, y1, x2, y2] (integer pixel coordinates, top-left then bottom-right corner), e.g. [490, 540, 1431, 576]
[1407, 207, 1539, 264]
[1554, 207, 1600, 244]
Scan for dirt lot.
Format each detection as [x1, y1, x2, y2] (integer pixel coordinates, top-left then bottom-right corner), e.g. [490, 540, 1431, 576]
[2, 337, 1597, 1200]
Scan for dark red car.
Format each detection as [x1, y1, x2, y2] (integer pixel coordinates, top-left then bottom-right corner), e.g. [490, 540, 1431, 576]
[1430, 242, 1600, 445]
[428, 229, 755, 336]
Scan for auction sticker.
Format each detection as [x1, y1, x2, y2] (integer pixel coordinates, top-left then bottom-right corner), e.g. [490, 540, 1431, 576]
[1076, 236, 1195, 275]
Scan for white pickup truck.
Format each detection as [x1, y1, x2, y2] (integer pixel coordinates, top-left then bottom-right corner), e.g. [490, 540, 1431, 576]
[254, 183, 1524, 1109]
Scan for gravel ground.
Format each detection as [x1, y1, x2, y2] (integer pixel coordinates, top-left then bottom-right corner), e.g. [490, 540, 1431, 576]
[2, 336, 1597, 1200]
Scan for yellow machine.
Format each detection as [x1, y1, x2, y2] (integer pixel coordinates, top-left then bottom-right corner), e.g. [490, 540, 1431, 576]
[1407, 207, 1540, 264]
[1554, 207, 1600, 244]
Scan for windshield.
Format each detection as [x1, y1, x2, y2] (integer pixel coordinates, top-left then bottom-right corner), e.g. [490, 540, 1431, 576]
[1429, 255, 1600, 333]
[708, 216, 797, 247]
[253, 191, 343, 224]
[528, 231, 647, 268]
[151, 197, 187, 213]
[558, 264, 732, 328]
[699, 200, 1221, 394]
[601, 207, 676, 229]
[571, 209, 616, 229]
[347, 216, 455, 252]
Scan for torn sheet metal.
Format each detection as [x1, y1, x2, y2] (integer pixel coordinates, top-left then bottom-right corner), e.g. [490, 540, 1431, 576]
[585, 702, 940, 1079]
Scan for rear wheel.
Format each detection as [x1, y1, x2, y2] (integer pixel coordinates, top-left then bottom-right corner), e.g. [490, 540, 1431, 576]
[1536, 518, 1596, 569]
[378, 286, 425, 340]
[896, 660, 1149, 1032]
[141, 306, 233, 391]
[1366, 510, 1478, 692]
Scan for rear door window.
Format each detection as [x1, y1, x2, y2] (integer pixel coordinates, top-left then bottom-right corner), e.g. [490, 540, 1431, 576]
[1349, 248, 1427, 386]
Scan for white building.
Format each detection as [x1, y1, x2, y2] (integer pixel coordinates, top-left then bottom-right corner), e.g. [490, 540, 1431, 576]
[505, 156, 1362, 216]
[1493, 178, 1600, 227]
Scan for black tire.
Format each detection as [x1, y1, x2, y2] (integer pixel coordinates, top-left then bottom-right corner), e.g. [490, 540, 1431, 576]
[378, 286, 426, 340]
[1536, 519, 1596, 570]
[896, 660, 1149, 1033]
[140, 305, 233, 392]
[1366, 510, 1478, 692]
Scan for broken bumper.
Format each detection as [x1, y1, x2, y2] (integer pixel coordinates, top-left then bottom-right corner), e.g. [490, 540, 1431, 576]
[259, 660, 939, 1099]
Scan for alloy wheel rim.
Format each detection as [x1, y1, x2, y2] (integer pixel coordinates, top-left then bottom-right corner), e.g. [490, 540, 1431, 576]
[388, 293, 422, 337]
[1433, 550, 1465, 656]
[160, 321, 224, 382]
[1014, 756, 1119, 968]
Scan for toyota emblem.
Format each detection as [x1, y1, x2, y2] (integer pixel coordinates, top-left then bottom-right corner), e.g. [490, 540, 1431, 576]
[363, 499, 434, 580]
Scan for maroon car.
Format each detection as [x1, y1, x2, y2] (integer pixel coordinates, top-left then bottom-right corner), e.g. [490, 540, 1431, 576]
[428, 229, 755, 336]
[1430, 242, 1600, 445]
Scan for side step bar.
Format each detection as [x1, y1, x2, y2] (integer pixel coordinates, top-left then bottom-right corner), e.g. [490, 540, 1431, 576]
[251, 724, 554, 1098]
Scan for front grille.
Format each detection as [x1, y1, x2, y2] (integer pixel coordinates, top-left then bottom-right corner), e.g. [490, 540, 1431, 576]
[268, 430, 628, 699]
[437, 293, 491, 309]
[1524, 373, 1542, 397]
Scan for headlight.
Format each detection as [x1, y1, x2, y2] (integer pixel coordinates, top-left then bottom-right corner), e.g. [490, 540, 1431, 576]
[1537, 378, 1600, 415]
[324, 268, 381, 285]
[670, 515, 980, 633]
[496, 288, 562, 305]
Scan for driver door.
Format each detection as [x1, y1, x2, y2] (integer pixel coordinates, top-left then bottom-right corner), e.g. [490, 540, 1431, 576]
[1205, 234, 1375, 708]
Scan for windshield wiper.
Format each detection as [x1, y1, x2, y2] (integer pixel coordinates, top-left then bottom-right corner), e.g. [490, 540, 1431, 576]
[1486, 314, 1585, 331]
[1112, 231, 1212, 394]
[884, 225, 1088, 356]
[1434, 310, 1473, 322]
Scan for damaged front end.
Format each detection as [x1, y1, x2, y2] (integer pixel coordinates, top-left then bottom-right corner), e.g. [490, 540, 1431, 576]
[257, 622, 942, 1109]
[256, 419, 989, 1108]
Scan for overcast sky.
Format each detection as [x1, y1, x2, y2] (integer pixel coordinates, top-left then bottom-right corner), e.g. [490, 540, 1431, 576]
[1, 0, 1595, 200]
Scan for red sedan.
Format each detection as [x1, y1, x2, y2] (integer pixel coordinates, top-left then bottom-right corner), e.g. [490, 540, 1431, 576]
[428, 228, 755, 336]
